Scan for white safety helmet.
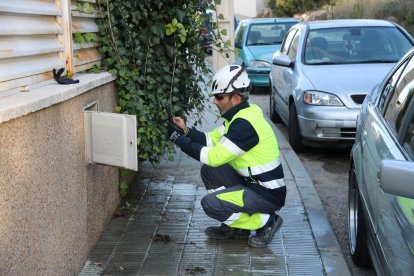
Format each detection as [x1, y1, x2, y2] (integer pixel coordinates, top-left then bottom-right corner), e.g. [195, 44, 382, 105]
[211, 64, 251, 95]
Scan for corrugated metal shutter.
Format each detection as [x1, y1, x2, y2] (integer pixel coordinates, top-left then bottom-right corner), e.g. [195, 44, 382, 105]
[0, 0, 102, 92]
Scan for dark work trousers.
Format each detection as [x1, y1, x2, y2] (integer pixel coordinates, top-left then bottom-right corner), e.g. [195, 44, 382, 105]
[200, 164, 279, 230]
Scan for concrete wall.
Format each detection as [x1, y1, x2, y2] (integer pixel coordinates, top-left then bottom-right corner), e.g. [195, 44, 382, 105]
[234, 0, 267, 18]
[0, 82, 120, 275]
[212, 0, 235, 71]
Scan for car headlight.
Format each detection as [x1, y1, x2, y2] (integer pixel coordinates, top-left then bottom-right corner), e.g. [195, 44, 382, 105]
[249, 60, 271, 68]
[303, 91, 344, 106]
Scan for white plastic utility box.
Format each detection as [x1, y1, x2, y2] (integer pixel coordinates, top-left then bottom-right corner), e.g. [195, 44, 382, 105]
[84, 109, 138, 171]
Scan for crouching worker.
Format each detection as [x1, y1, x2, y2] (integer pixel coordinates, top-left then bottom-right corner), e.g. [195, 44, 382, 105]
[167, 65, 286, 247]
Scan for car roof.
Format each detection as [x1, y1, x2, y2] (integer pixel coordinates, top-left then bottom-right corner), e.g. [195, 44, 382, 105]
[240, 18, 300, 25]
[299, 19, 396, 29]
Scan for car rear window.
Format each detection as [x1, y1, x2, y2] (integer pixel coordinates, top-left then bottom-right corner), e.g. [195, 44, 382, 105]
[247, 22, 296, 46]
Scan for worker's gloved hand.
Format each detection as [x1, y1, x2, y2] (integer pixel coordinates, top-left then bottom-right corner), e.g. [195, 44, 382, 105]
[167, 121, 184, 144]
[53, 68, 80, 85]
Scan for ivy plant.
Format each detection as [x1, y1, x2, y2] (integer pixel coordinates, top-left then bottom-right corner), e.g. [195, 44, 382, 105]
[96, 0, 222, 164]
[73, 31, 98, 44]
[75, 1, 96, 14]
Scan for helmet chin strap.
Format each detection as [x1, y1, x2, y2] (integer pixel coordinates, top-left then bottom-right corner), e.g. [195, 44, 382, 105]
[223, 64, 247, 93]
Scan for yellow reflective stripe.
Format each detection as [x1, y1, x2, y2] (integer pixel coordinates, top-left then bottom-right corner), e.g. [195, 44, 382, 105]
[220, 136, 245, 156]
[224, 213, 242, 226]
[203, 143, 238, 167]
[216, 189, 244, 207]
[235, 158, 281, 176]
[225, 213, 269, 230]
[200, 143, 238, 167]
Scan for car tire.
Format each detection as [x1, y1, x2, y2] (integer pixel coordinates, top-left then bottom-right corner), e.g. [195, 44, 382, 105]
[251, 85, 258, 94]
[269, 84, 282, 123]
[348, 163, 371, 267]
[288, 103, 304, 152]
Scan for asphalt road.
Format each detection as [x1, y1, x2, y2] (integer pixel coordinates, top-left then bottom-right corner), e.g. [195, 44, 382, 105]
[251, 93, 375, 276]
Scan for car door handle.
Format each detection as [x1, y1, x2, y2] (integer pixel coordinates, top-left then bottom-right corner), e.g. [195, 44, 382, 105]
[361, 130, 367, 148]
[370, 121, 380, 135]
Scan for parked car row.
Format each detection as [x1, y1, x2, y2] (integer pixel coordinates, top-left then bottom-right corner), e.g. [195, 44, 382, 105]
[235, 18, 414, 275]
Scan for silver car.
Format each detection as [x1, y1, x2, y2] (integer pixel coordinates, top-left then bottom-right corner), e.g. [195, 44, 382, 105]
[269, 19, 414, 151]
[348, 47, 414, 275]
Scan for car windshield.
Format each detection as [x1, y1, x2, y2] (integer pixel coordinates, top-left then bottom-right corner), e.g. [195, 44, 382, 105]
[247, 22, 296, 46]
[304, 26, 413, 65]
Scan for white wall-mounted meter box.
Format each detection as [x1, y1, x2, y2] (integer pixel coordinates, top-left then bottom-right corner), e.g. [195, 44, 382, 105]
[84, 111, 138, 171]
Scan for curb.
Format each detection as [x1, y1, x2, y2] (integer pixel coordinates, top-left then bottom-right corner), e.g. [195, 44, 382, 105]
[267, 118, 351, 276]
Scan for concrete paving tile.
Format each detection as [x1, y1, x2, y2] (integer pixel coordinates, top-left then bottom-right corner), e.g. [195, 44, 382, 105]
[178, 264, 213, 276]
[90, 242, 118, 254]
[102, 272, 137, 276]
[86, 252, 113, 266]
[115, 242, 150, 253]
[165, 202, 195, 209]
[286, 255, 325, 275]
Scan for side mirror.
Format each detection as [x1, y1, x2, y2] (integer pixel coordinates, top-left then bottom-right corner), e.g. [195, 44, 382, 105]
[379, 159, 414, 199]
[272, 54, 294, 69]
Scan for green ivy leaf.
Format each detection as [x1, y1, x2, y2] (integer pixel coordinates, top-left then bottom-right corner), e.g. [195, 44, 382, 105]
[176, 10, 185, 22]
[120, 169, 129, 178]
[224, 39, 232, 48]
[178, 34, 186, 43]
[120, 181, 128, 197]
[84, 32, 98, 43]
[73, 31, 85, 44]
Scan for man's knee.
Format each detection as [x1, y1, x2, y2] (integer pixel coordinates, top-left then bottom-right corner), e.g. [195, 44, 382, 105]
[201, 194, 223, 220]
[200, 193, 215, 213]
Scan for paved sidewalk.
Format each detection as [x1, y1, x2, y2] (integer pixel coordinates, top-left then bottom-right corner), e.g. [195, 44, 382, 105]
[80, 96, 351, 276]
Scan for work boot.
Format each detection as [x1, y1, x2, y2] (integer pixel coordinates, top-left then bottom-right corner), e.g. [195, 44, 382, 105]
[205, 223, 250, 239]
[248, 214, 283, 248]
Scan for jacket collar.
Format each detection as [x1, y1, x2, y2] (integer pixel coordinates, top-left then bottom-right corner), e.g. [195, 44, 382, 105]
[222, 101, 250, 121]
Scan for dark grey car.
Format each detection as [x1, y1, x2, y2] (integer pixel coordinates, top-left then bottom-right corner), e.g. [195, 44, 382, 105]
[349, 47, 414, 275]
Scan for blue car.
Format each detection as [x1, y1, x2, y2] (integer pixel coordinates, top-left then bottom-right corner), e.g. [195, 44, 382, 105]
[234, 18, 299, 91]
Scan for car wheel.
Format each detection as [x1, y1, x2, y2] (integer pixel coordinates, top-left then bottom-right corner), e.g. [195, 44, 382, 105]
[348, 163, 371, 267]
[251, 85, 258, 94]
[288, 103, 304, 152]
[269, 84, 282, 123]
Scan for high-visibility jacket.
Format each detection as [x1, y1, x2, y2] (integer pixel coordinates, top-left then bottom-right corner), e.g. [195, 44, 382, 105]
[177, 102, 285, 204]
[203, 104, 284, 190]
